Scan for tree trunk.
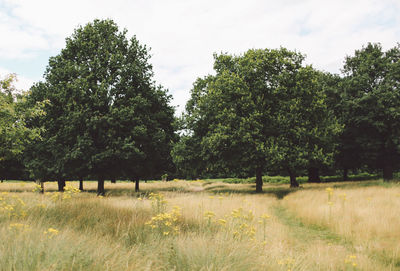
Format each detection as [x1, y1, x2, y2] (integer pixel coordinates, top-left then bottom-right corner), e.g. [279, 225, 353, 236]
[289, 172, 299, 188]
[111, 178, 116, 184]
[97, 178, 105, 196]
[383, 164, 393, 181]
[40, 181, 44, 194]
[343, 168, 348, 181]
[135, 179, 140, 192]
[57, 180, 65, 192]
[307, 167, 321, 183]
[255, 167, 263, 193]
[79, 179, 84, 191]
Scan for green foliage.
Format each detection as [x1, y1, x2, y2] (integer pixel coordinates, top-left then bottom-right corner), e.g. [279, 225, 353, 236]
[0, 74, 45, 181]
[176, 48, 341, 189]
[26, 19, 175, 182]
[0, 74, 44, 161]
[341, 43, 400, 179]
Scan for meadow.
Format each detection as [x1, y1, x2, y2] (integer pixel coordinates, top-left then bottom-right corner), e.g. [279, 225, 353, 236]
[0, 180, 399, 270]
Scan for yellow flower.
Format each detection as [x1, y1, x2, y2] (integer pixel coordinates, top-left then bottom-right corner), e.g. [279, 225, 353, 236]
[47, 228, 59, 234]
[239, 223, 249, 230]
[217, 219, 227, 225]
[204, 211, 216, 218]
[260, 214, 270, 219]
[231, 208, 243, 218]
[62, 194, 72, 200]
[163, 231, 169, 236]
[44, 227, 59, 238]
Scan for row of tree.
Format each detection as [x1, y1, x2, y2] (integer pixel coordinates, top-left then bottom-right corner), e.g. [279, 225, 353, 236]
[173, 43, 400, 190]
[1, 19, 399, 193]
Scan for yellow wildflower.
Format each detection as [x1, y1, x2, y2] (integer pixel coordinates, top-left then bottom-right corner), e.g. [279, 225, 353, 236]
[204, 211, 216, 218]
[217, 219, 227, 225]
[44, 227, 59, 238]
[260, 214, 270, 219]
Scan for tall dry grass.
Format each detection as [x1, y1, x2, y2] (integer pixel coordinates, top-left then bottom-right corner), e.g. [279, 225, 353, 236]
[0, 180, 397, 270]
[283, 185, 400, 267]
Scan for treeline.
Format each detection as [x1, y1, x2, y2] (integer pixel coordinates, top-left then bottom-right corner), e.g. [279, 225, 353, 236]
[173, 44, 400, 191]
[1, 19, 399, 193]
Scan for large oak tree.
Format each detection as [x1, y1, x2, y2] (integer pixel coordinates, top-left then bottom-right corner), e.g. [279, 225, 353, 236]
[177, 48, 340, 191]
[27, 19, 175, 194]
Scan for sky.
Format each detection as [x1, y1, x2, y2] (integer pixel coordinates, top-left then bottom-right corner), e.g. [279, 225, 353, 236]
[1, 0, 399, 114]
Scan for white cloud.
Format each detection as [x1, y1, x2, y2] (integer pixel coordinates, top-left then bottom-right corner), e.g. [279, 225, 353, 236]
[1, 0, 399, 113]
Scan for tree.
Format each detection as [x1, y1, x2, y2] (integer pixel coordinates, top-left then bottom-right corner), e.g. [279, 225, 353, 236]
[0, 74, 44, 161]
[0, 74, 44, 181]
[180, 48, 340, 191]
[341, 43, 400, 180]
[269, 66, 341, 187]
[321, 72, 365, 180]
[172, 134, 205, 179]
[27, 19, 175, 194]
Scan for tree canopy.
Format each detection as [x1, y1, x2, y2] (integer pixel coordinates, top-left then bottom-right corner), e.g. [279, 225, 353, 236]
[26, 19, 176, 194]
[0, 74, 44, 161]
[2, 27, 398, 188]
[175, 48, 341, 191]
[340, 43, 400, 180]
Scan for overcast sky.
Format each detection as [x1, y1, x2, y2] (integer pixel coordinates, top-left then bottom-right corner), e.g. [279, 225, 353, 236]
[1, 0, 399, 113]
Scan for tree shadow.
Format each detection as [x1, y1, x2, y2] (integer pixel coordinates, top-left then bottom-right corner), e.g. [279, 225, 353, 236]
[204, 185, 299, 199]
[202, 180, 390, 199]
[263, 187, 299, 199]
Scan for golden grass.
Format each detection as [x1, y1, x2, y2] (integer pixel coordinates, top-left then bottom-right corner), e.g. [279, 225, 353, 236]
[0, 180, 398, 270]
[283, 185, 400, 268]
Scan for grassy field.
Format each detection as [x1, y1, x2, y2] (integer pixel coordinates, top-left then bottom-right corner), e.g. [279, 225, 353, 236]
[0, 180, 399, 270]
